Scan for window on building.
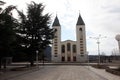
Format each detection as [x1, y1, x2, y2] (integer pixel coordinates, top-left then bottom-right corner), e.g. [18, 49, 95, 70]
[62, 57, 65, 61]
[80, 43, 83, 46]
[81, 52, 84, 54]
[67, 43, 71, 51]
[54, 50, 57, 52]
[54, 43, 57, 46]
[54, 47, 57, 49]
[80, 38, 83, 40]
[73, 56, 76, 61]
[54, 52, 57, 57]
[54, 42, 57, 44]
[54, 35, 57, 38]
[61, 45, 65, 53]
[79, 28, 82, 31]
[55, 53, 57, 54]
[81, 55, 84, 57]
[54, 39, 57, 41]
[80, 49, 83, 51]
[80, 41, 83, 43]
[55, 29, 57, 31]
[54, 54, 57, 57]
[73, 45, 76, 53]
[54, 29, 57, 36]
[80, 47, 83, 48]
[67, 57, 71, 61]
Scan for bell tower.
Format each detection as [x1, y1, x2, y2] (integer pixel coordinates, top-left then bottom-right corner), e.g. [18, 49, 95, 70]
[52, 16, 61, 62]
[76, 13, 87, 62]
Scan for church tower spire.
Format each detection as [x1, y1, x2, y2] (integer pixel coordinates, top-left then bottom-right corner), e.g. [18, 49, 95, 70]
[76, 12, 87, 62]
[76, 13, 85, 25]
[52, 16, 60, 26]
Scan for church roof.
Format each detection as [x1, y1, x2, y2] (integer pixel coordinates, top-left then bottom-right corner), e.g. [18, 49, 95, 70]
[76, 14, 85, 25]
[52, 16, 60, 26]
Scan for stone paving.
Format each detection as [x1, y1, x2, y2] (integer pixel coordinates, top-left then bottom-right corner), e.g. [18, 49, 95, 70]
[89, 66, 120, 80]
[0, 66, 120, 80]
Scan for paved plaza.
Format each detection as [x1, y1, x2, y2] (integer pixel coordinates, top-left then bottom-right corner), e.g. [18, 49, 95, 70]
[0, 66, 120, 80]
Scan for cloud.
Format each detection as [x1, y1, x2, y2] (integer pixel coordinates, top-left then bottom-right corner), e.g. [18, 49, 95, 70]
[3, 0, 120, 55]
[78, 0, 120, 55]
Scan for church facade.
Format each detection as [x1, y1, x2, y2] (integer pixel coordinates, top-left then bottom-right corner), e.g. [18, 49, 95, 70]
[52, 14, 87, 62]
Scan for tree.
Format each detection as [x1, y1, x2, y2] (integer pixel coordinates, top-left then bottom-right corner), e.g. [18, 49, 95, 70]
[17, 1, 55, 66]
[0, 0, 5, 5]
[0, 0, 5, 12]
[0, 4, 17, 68]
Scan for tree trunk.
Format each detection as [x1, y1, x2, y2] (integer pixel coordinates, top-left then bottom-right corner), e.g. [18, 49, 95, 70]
[43, 57, 44, 66]
[3, 62, 6, 69]
[0, 58, 2, 69]
[30, 61, 34, 66]
[42, 53, 44, 66]
[30, 54, 34, 66]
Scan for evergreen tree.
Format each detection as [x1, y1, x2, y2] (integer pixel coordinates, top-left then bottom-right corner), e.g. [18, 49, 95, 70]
[17, 2, 55, 66]
[0, 0, 5, 12]
[0, 4, 17, 68]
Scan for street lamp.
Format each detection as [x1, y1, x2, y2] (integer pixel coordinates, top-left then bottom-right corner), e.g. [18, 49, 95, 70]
[115, 34, 120, 54]
[90, 34, 106, 64]
[87, 51, 89, 69]
[36, 50, 39, 68]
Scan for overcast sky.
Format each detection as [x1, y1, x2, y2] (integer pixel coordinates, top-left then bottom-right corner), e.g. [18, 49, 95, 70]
[3, 0, 120, 55]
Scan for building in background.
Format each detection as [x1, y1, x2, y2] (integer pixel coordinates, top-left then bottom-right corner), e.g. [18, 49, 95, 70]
[52, 14, 87, 62]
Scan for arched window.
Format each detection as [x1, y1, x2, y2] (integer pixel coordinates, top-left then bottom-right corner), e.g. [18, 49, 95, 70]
[61, 45, 65, 53]
[73, 56, 76, 61]
[67, 57, 70, 61]
[67, 43, 71, 51]
[79, 28, 82, 31]
[54, 29, 57, 32]
[62, 57, 65, 61]
[73, 45, 76, 53]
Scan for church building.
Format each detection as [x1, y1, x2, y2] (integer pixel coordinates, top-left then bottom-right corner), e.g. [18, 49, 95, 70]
[52, 14, 87, 62]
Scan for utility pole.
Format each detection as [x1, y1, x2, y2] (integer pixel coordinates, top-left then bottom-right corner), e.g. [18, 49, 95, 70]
[90, 34, 106, 65]
[115, 34, 120, 54]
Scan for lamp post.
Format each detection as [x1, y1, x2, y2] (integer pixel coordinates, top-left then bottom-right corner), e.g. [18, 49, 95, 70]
[90, 34, 106, 64]
[115, 34, 120, 54]
[36, 50, 39, 68]
[87, 51, 89, 69]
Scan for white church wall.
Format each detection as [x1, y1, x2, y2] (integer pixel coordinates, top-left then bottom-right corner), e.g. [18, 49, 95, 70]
[52, 26, 61, 62]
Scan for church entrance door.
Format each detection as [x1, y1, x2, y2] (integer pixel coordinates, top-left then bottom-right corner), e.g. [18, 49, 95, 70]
[67, 57, 71, 61]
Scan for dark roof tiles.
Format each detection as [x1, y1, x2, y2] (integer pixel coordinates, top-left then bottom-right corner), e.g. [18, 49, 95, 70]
[76, 14, 85, 25]
[52, 16, 60, 26]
